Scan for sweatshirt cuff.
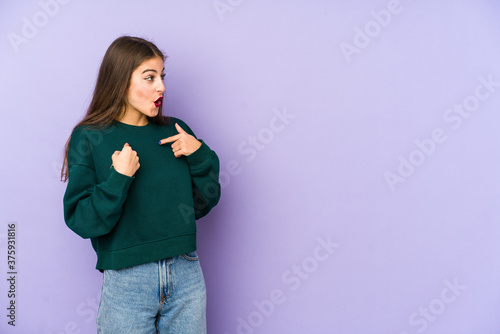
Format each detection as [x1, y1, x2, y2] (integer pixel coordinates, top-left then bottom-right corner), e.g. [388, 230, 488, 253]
[185, 141, 212, 168]
[104, 169, 135, 195]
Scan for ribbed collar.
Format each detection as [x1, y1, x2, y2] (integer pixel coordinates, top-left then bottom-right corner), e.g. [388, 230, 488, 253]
[114, 121, 154, 134]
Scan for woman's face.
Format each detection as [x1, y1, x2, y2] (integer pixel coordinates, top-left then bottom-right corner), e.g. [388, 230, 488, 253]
[122, 56, 165, 125]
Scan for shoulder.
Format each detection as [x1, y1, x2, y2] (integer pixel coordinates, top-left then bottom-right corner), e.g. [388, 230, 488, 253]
[68, 124, 113, 167]
[72, 124, 102, 138]
[167, 116, 186, 127]
[167, 117, 196, 135]
[71, 124, 115, 142]
[69, 126, 91, 148]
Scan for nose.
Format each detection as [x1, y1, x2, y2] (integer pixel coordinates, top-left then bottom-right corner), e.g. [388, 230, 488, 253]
[157, 79, 165, 94]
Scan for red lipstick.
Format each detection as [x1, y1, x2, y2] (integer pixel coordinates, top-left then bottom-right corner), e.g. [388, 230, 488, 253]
[154, 96, 163, 107]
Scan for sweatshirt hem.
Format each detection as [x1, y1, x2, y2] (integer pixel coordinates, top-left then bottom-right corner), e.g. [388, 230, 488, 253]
[96, 233, 196, 270]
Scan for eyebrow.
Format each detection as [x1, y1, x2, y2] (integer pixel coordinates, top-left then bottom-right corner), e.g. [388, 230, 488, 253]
[142, 67, 165, 74]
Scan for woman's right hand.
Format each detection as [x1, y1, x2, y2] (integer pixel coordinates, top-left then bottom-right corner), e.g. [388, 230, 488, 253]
[111, 143, 140, 177]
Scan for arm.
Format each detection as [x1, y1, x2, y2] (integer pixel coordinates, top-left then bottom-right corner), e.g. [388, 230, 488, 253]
[159, 121, 221, 219]
[63, 130, 139, 238]
[185, 141, 221, 219]
[63, 166, 134, 238]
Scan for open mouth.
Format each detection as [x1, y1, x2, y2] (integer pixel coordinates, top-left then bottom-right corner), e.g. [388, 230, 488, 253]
[154, 96, 163, 107]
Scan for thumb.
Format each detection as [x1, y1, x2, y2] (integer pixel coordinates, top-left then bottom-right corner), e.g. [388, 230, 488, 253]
[175, 123, 187, 134]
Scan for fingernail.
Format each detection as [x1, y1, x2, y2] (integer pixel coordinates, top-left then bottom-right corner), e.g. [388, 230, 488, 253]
[158, 141, 162, 145]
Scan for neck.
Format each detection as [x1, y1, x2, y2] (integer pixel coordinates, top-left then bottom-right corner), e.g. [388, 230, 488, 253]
[117, 108, 149, 126]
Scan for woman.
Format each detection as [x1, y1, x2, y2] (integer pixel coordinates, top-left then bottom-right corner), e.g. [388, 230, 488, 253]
[62, 36, 220, 333]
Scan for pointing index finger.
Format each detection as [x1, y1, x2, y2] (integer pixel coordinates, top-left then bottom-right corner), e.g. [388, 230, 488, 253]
[158, 134, 181, 145]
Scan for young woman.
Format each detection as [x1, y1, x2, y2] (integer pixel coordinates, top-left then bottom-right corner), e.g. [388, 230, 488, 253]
[62, 36, 220, 333]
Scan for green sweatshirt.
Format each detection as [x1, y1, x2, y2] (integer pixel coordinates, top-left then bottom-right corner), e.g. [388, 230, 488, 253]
[63, 117, 220, 270]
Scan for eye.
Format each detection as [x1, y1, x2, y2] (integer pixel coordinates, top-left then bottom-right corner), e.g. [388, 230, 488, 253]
[145, 75, 154, 81]
[160, 73, 166, 80]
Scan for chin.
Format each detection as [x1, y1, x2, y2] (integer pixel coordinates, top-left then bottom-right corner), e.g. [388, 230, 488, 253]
[148, 110, 159, 118]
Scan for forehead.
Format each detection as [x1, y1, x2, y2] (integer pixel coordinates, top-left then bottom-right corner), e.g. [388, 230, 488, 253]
[135, 57, 164, 73]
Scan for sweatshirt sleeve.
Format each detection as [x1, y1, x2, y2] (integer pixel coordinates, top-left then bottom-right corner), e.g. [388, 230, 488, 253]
[186, 141, 221, 219]
[63, 129, 134, 239]
[176, 119, 221, 219]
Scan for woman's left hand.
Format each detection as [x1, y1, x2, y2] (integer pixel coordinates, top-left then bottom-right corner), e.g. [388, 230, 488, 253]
[159, 123, 202, 157]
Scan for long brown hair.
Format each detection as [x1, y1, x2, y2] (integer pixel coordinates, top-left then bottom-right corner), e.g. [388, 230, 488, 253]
[61, 36, 167, 182]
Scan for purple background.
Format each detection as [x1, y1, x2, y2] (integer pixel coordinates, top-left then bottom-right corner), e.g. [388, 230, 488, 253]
[1, 0, 500, 333]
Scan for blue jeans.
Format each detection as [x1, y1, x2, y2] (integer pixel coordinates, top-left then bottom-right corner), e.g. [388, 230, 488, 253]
[97, 252, 206, 334]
